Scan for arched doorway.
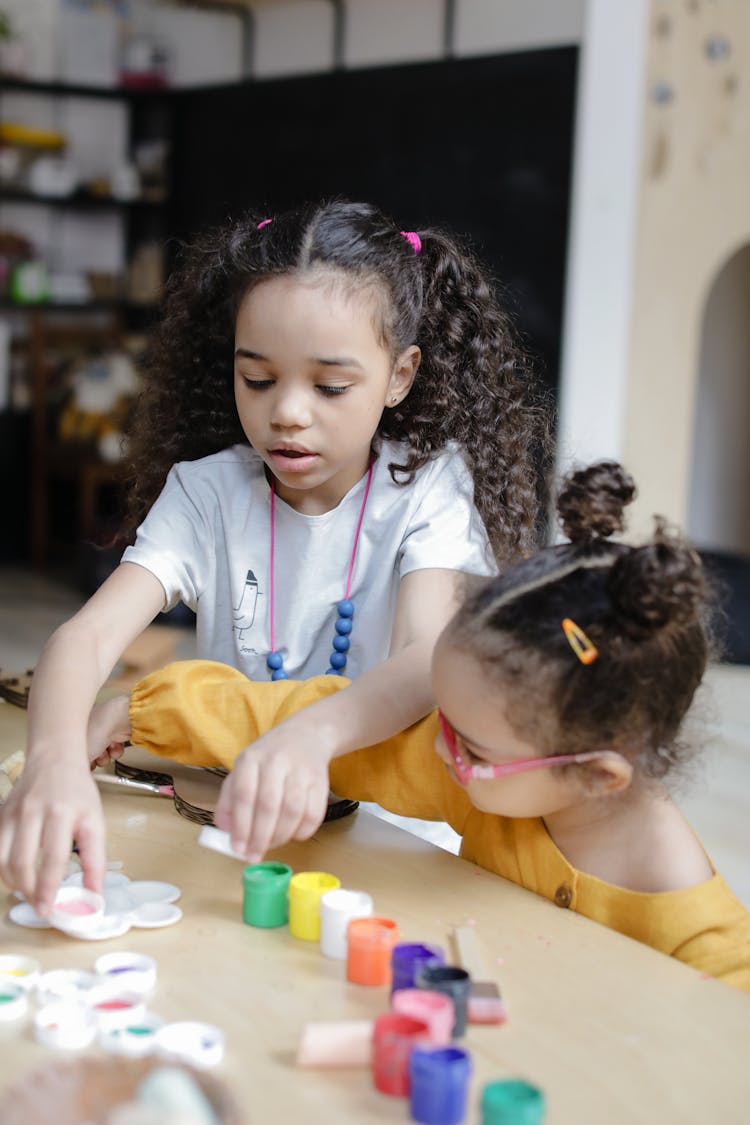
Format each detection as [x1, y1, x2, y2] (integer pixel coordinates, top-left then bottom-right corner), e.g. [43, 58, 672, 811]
[688, 243, 750, 663]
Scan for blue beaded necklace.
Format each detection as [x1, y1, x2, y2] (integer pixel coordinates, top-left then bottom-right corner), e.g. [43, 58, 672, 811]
[266, 459, 375, 681]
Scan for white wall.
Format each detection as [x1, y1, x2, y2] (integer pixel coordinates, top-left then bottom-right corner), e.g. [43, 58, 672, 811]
[454, 0, 585, 56]
[555, 0, 650, 474]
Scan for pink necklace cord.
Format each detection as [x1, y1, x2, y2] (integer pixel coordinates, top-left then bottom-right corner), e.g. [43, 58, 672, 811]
[268, 458, 375, 661]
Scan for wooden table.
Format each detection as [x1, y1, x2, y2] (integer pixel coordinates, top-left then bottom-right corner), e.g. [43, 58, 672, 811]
[1, 703, 749, 1123]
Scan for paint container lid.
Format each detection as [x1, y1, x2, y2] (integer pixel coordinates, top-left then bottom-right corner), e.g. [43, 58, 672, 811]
[48, 886, 105, 934]
[155, 1020, 225, 1069]
[128, 901, 182, 929]
[391, 942, 445, 994]
[198, 825, 245, 860]
[0, 982, 28, 1022]
[409, 1046, 472, 1125]
[34, 1002, 97, 1050]
[86, 987, 147, 1031]
[99, 1010, 164, 1057]
[0, 954, 41, 992]
[242, 862, 293, 928]
[95, 951, 157, 995]
[392, 989, 454, 1046]
[37, 968, 100, 1006]
[126, 881, 181, 905]
[480, 1079, 546, 1125]
[319, 888, 374, 960]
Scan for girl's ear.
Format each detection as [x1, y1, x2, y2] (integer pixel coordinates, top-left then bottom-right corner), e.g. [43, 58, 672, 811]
[387, 345, 421, 406]
[581, 750, 634, 795]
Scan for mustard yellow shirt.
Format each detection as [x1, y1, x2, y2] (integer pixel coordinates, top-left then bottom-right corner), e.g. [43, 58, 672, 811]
[130, 660, 750, 994]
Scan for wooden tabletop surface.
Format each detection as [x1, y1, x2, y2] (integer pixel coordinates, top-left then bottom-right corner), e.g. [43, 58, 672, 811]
[1, 703, 749, 1123]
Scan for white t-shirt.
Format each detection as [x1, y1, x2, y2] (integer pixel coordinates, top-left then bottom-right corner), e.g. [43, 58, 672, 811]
[122, 440, 495, 681]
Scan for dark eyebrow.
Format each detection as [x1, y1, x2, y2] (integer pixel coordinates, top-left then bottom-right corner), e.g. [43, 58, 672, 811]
[235, 348, 267, 361]
[234, 347, 363, 370]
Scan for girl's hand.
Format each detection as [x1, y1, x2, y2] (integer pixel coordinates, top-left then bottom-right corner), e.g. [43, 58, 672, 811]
[213, 722, 332, 862]
[87, 695, 131, 769]
[0, 755, 106, 916]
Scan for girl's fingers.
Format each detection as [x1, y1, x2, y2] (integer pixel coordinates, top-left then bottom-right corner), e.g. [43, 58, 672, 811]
[35, 809, 77, 915]
[6, 809, 45, 903]
[292, 782, 329, 843]
[242, 770, 289, 863]
[72, 816, 106, 904]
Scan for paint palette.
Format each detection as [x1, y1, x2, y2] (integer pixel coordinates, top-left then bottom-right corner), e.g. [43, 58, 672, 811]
[7, 871, 184, 940]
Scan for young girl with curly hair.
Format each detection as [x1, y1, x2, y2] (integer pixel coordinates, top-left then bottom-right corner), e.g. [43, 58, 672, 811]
[103, 462, 750, 991]
[0, 199, 549, 913]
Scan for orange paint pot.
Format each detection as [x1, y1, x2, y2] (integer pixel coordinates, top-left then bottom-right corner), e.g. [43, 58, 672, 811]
[346, 916, 400, 986]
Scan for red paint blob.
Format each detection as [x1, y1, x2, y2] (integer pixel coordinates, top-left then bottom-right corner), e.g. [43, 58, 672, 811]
[95, 999, 134, 1011]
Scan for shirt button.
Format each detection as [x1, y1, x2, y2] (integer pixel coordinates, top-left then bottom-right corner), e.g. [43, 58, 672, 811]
[554, 883, 572, 908]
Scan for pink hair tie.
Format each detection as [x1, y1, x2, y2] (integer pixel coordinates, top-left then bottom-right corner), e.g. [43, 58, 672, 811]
[400, 230, 421, 254]
[257, 218, 272, 229]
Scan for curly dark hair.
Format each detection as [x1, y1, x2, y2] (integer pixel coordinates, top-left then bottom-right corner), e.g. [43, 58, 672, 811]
[123, 199, 551, 565]
[449, 461, 715, 778]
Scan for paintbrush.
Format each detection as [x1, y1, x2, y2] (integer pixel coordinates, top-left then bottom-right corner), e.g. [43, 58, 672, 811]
[94, 772, 174, 798]
[452, 925, 508, 1025]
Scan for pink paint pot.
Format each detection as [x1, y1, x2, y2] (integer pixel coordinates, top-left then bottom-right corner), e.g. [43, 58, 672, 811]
[392, 988, 454, 1045]
[48, 887, 105, 935]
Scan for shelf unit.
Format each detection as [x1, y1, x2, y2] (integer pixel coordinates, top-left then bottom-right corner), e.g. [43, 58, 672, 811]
[0, 77, 173, 570]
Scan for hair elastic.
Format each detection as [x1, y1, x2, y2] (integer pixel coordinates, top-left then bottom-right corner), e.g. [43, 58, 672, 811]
[257, 218, 272, 229]
[400, 230, 422, 254]
[562, 618, 598, 665]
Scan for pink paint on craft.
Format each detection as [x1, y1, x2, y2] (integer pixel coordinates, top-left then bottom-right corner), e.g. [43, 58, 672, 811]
[53, 900, 97, 916]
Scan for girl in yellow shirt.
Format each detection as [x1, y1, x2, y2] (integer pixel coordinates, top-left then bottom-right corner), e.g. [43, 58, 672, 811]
[96, 460, 750, 991]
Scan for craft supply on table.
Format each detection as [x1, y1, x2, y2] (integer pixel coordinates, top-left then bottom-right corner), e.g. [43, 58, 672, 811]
[8, 870, 184, 940]
[98, 1011, 164, 1058]
[0, 953, 41, 991]
[347, 915, 400, 986]
[452, 924, 508, 1026]
[155, 1021, 225, 1070]
[95, 772, 175, 798]
[391, 989, 454, 1046]
[415, 965, 471, 1038]
[287, 871, 341, 941]
[242, 861, 293, 928]
[87, 988, 147, 1032]
[198, 825, 246, 861]
[95, 952, 157, 995]
[34, 1001, 98, 1050]
[409, 1045, 472, 1125]
[0, 982, 28, 1022]
[372, 1012, 430, 1097]
[319, 887, 374, 959]
[480, 1079, 546, 1124]
[37, 968, 100, 1006]
[296, 1019, 374, 1068]
[391, 942, 445, 994]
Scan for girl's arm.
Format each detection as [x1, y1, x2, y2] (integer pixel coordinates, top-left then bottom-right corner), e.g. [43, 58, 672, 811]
[215, 567, 466, 861]
[0, 562, 166, 914]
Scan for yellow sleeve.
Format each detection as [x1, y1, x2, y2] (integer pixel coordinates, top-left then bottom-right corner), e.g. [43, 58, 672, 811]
[129, 659, 473, 834]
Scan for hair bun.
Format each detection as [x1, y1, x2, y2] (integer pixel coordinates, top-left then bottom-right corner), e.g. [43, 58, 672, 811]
[608, 517, 706, 636]
[557, 461, 636, 545]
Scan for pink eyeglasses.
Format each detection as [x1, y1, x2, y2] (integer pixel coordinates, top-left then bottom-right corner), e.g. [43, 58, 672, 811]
[437, 710, 604, 786]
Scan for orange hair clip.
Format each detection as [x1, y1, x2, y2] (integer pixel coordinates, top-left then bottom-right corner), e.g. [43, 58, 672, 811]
[561, 618, 599, 665]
